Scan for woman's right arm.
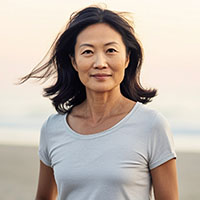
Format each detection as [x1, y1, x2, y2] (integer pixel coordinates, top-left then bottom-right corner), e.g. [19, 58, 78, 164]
[35, 161, 58, 200]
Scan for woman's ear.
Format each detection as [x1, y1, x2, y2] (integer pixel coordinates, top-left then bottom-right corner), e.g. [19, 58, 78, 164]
[69, 55, 78, 71]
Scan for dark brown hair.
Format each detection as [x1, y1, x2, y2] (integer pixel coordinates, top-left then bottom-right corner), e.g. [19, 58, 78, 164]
[19, 6, 157, 114]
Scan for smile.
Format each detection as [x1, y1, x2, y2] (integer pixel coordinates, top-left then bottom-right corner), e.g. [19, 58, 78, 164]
[90, 74, 112, 80]
[91, 74, 112, 77]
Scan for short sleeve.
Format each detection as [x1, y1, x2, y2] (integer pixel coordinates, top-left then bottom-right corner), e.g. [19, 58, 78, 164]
[148, 112, 176, 170]
[38, 119, 51, 167]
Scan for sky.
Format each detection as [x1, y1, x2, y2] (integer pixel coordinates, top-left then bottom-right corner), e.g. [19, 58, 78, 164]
[0, 0, 200, 137]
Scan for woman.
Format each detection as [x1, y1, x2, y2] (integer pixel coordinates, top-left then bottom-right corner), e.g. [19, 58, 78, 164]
[20, 5, 178, 200]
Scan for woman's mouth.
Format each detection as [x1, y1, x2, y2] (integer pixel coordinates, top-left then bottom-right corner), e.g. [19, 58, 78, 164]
[91, 74, 112, 80]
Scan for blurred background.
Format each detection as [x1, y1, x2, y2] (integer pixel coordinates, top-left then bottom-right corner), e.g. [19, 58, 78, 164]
[0, 0, 200, 199]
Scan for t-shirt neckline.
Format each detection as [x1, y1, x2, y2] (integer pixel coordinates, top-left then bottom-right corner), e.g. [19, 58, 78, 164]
[63, 101, 141, 139]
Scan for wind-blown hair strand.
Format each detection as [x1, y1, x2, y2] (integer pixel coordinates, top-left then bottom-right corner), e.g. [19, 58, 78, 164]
[19, 5, 157, 114]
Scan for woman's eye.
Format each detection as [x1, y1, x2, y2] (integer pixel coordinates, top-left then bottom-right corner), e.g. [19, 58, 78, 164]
[82, 50, 93, 55]
[107, 48, 117, 53]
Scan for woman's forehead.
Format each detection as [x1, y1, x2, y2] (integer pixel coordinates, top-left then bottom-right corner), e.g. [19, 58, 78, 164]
[76, 23, 124, 47]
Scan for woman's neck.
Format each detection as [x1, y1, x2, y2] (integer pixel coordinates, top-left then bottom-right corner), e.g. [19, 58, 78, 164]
[81, 87, 133, 124]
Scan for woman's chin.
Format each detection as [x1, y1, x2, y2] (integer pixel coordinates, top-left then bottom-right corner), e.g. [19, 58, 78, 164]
[85, 84, 120, 94]
[86, 86, 113, 93]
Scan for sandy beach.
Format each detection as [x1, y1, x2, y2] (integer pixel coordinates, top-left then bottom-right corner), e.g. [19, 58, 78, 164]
[0, 145, 199, 200]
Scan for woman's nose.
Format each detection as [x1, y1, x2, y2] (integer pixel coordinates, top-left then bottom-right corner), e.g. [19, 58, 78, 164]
[93, 53, 108, 69]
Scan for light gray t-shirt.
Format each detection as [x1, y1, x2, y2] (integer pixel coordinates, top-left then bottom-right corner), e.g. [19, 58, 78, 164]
[39, 102, 176, 200]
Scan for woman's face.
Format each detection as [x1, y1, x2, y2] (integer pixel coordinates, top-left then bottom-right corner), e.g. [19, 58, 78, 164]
[71, 23, 129, 94]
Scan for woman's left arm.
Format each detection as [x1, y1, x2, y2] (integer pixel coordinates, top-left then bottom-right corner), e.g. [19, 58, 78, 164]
[151, 158, 179, 200]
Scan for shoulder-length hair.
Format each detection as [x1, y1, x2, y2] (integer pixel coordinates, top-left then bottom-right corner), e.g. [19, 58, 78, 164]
[19, 5, 157, 114]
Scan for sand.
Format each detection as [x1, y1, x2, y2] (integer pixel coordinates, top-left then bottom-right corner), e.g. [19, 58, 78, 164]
[0, 145, 199, 200]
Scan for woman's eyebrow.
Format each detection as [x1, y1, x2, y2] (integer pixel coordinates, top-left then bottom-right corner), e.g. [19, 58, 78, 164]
[104, 42, 119, 46]
[79, 43, 94, 48]
[79, 41, 119, 48]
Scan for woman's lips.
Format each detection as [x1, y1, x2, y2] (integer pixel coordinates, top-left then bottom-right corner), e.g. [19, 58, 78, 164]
[91, 74, 112, 80]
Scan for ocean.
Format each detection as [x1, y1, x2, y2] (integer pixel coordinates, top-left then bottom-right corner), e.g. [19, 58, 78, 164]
[0, 99, 199, 152]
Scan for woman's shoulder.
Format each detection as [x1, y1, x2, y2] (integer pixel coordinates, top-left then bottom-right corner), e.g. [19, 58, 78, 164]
[134, 103, 173, 146]
[135, 102, 169, 127]
[42, 112, 66, 130]
[135, 102, 158, 117]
